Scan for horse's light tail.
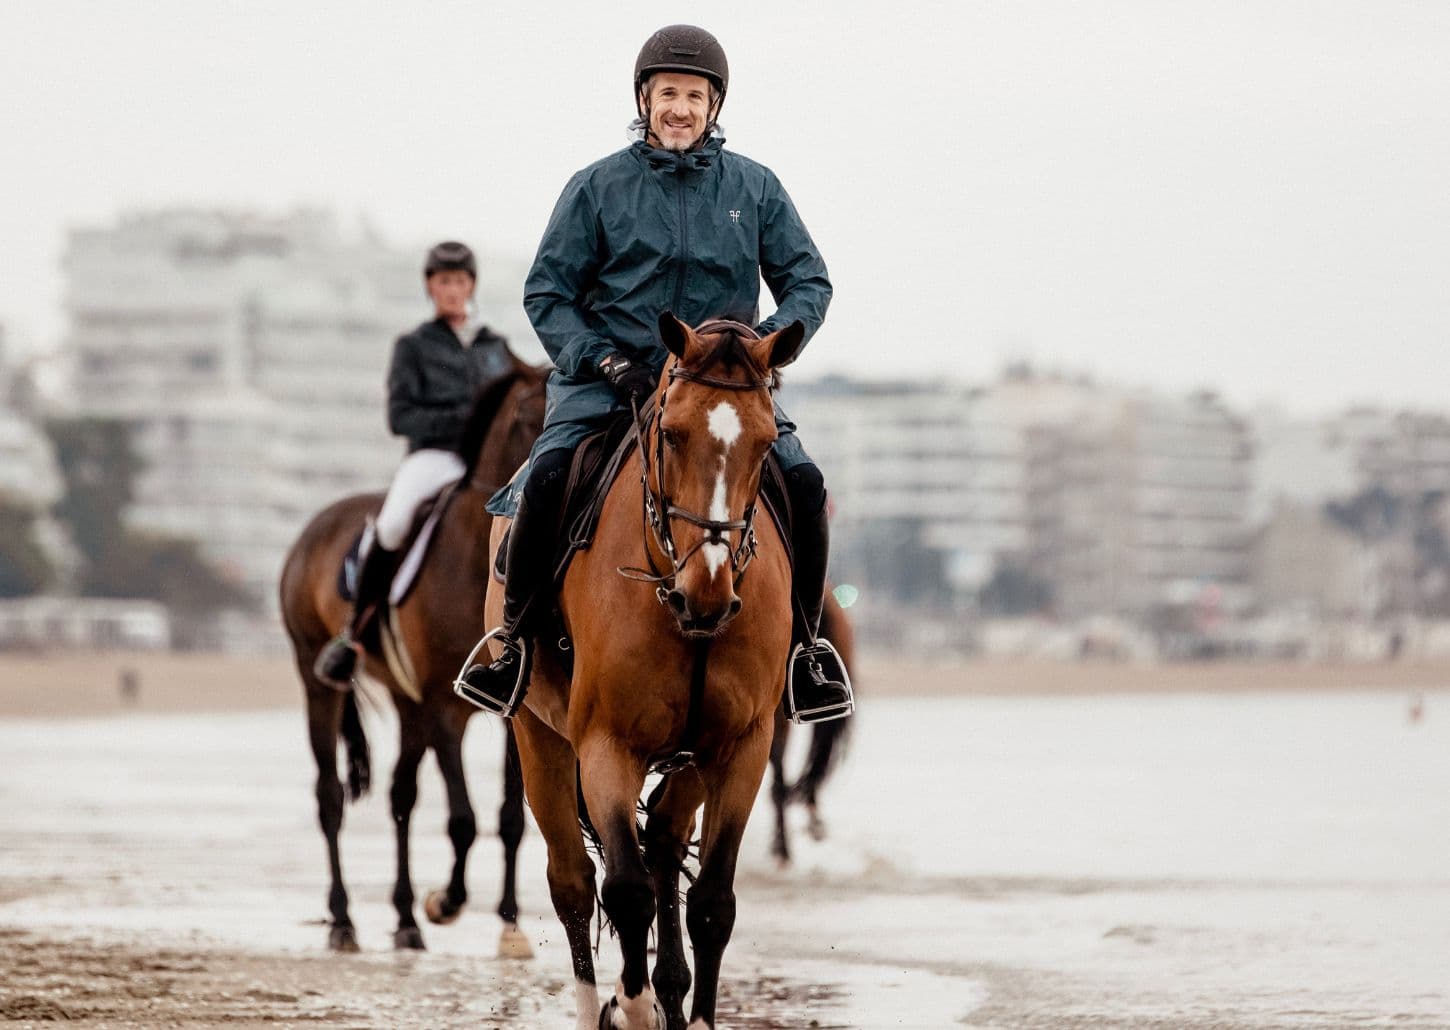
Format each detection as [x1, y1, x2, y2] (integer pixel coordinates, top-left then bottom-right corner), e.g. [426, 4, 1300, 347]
[341, 690, 371, 802]
[790, 713, 852, 806]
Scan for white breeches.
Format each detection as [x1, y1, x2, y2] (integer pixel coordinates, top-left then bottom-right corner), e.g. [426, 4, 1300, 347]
[375, 448, 466, 551]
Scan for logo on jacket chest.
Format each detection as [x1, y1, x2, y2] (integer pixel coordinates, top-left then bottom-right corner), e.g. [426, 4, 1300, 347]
[728, 209, 741, 224]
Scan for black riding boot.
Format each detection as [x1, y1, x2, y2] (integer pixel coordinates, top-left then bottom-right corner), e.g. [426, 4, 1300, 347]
[454, 489, 557, 717]
[786, 475, 855, 724]
[313, 542, 398, 689]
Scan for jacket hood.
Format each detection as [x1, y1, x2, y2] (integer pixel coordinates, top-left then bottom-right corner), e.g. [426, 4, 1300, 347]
[627, 120, 725, 168]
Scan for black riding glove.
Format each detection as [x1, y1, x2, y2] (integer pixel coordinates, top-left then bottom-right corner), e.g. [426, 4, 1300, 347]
[598, 352, 657, 403]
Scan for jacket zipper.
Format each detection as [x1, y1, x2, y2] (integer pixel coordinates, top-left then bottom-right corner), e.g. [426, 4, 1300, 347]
[672, 162, 689, 315]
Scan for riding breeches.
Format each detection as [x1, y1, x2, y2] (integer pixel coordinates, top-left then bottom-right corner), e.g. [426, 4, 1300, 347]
[375, 448, 465, 551]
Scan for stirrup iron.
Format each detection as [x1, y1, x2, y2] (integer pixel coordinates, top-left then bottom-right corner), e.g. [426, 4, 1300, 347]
[785, 639, 854, 725]
[453, 628, 530, 717]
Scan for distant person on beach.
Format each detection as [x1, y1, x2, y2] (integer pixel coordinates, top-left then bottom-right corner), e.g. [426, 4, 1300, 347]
[118, 667, 139, 706]
[313, 241, 513, 687]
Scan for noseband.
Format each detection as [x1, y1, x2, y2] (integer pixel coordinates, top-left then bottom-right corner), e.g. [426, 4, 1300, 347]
[619, 324, 774, 603]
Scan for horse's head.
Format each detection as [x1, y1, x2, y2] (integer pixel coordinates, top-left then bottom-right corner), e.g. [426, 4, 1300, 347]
[646, 311, 804, 638]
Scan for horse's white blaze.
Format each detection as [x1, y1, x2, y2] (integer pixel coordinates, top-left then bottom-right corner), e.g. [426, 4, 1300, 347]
[707, 400, 742, 449]
[574, 980, 600, 1030]
[703, 456, 730, 577]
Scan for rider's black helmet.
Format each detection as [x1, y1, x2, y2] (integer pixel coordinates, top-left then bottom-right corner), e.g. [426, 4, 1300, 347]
[424, 240, 476, 280]
[634, 25, 728, 114]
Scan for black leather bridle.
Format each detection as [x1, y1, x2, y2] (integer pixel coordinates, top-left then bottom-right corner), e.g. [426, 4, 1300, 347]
[618, 325, 774, 604]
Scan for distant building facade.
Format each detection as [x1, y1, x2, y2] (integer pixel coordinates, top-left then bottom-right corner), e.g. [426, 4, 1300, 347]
[57, 208, 530, 624]
[1027, 390, 1254, 619]
[787, 371, 1255, 623]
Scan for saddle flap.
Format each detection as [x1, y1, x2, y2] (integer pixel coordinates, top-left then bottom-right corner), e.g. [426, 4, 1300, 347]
[493, 412, 641, 588]
[335, 485, 461, 608]
[389, 482, 461, 607]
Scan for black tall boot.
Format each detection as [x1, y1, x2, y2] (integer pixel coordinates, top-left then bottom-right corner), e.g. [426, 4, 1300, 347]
[314, 543, 398, 689]
[454, 490, 555, 717]
[786, 496, 855, 724]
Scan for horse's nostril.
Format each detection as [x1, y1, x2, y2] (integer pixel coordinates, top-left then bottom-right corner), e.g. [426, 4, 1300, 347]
[666, 590, 689, 618]
[728, 598, 742, 617]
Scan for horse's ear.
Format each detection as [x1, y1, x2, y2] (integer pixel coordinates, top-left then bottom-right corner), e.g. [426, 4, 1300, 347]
[767, 321, 806, 368]
[658, 311, 690, 359]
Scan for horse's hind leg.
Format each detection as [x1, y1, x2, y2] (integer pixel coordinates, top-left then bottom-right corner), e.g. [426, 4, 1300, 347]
[514, 709, 599, 1030]
[688, 722, 774, 1030]
[644, 772, 706, 1030]
[303, 682, 357, 952]
[579, 736, 663, 1030]
[388, 702, 429, 950]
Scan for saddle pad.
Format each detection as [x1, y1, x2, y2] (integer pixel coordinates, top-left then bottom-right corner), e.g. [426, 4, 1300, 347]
[334, 484, 461, 607]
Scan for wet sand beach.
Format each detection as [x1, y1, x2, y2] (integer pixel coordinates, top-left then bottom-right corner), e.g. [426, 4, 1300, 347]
[3, 657, 1449, 1027]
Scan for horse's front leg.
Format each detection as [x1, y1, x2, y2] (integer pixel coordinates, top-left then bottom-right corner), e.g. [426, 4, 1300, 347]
[494, 721, 533, 957]
[580, 735, 664, 1030]
[423, 708, 483, 935]
[515, 707, 600, 1030]
[302, 682, 357, 952]
[389, 704, 429, 949]
[644, 771, 706, 1030]
[688, 720, 774, 1030]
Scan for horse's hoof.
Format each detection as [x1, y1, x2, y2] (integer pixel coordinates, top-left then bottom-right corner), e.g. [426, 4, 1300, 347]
[497, 921, 534, 960]
[328, 924, 359, 952]
[807, 814, 827, 842]
[393, 926, 427, 951]
[423, 888, 462, 925]
[599, 993, 665, 1029]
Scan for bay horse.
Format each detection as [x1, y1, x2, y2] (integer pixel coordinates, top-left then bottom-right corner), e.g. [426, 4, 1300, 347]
[483, 314, 807, 1030]
[278, 358, 547, 953]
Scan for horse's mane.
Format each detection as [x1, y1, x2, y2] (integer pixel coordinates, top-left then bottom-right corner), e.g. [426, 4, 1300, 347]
[454, 365, 530, 480]
[692, 319, 783, 391]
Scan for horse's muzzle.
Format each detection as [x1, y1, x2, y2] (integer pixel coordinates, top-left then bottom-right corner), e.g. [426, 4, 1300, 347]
[666, 588, 742, 638]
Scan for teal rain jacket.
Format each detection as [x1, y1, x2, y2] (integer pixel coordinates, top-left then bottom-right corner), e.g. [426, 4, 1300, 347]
[488, 134, 831, 516]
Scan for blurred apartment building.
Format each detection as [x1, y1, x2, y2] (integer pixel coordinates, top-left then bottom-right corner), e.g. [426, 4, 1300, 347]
[787, 370, 1255, 624]
[1026, 389, 1254, 619]
[1252, 407, 1450, 619]
[56, 208, 528, 641]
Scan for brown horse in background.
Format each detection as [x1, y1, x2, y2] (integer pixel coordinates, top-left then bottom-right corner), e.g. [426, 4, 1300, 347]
[768, 592, 855, 865]
[279, 359, 546, 953]
[486, 315, 808, 1030]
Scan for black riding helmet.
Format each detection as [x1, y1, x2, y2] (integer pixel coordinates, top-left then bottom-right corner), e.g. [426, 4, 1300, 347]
[634, 24, 729, 121]
[424, 240, 476, 280]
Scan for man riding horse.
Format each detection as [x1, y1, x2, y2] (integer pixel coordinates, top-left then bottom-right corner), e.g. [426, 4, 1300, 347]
[458, 24, 853, 723]
[314, 241, 514, 687]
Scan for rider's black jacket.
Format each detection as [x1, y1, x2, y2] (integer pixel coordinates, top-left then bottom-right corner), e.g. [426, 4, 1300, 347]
[387, 319, 513, 452]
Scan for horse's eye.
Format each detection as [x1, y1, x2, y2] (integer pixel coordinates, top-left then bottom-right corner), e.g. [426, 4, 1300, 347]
[661, 429, 678, 450]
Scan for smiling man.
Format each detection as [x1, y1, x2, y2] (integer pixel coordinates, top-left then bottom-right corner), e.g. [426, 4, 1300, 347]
[457, 25, 853, 725]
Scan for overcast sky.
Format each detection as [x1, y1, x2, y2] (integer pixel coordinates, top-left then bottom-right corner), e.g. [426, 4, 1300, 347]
[1, 0, 1446, 414]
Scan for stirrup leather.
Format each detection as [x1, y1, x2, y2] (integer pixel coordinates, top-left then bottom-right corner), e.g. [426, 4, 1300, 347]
[785, 639, 855, 725]
[453, 628, 530, 717]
